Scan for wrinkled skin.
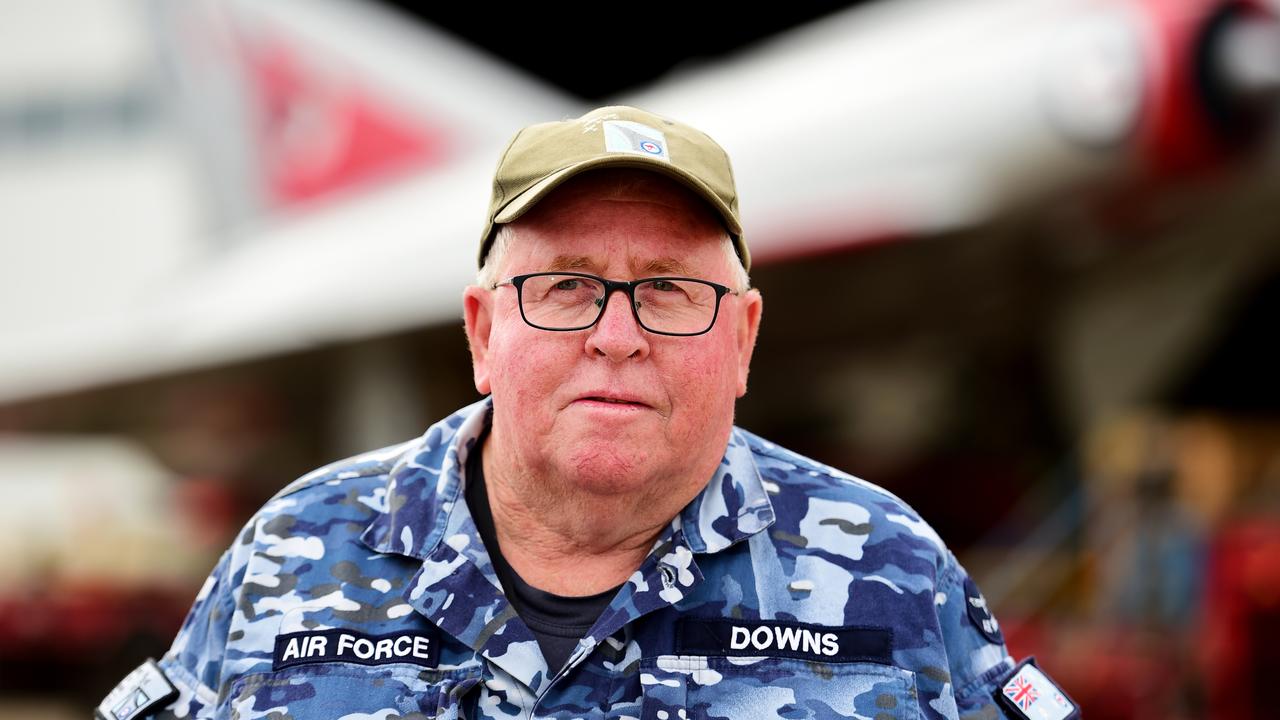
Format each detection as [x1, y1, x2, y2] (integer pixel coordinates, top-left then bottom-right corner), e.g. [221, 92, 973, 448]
[462, 170, 763, 596]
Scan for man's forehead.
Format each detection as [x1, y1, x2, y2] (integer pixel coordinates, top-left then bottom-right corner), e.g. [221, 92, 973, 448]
[543, 254, 696, 276]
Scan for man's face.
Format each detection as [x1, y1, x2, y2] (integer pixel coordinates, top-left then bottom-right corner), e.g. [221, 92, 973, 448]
[463, 171, 763, 500]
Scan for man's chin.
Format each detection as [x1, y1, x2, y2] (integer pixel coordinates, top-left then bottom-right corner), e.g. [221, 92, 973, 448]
[558, 441, 658, 496]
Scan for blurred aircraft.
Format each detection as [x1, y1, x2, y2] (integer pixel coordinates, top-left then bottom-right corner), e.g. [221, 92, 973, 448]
[0, 0, 1276, 407]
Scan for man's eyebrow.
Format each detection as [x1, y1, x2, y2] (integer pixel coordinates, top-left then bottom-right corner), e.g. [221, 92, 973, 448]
[542, 255, 692, 276]
[545, 255, 596, 272]
[635, 257, 691, 276]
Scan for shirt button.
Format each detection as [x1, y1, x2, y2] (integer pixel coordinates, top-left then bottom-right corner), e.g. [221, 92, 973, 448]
[659, 565, 676, 588]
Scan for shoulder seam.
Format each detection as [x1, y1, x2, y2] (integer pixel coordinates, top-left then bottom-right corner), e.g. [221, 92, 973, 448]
[270, 466, 389, 503]
[934, 548, 964, 593]
[741, 428, 918, 511]
[158, 651, 218, 709]
[267, 438, 420, 503]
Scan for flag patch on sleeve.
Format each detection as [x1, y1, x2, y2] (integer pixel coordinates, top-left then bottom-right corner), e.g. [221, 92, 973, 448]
[94, 658, 178, 720]
[995, 657, 1080, 720]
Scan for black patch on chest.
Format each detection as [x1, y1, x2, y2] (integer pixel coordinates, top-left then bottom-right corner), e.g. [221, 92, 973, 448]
[676, 619, 893, 663]
[273, 628, 441, 670]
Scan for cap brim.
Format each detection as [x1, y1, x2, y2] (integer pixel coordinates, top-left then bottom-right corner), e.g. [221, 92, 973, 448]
[493, 155, 743, 238]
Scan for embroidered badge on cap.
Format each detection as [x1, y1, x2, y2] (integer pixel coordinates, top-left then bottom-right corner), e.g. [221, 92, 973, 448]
[996, 657, 1080, 720]
[676, 619, 894, 664]
[602, 120, 670, 162]
[273, 628, 441, 670]
[965, 575, 1004, 644]
[94, 658, 178, 720]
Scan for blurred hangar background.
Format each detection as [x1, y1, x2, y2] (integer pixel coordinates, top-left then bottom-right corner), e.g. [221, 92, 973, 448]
[2, 0, 1280, 717]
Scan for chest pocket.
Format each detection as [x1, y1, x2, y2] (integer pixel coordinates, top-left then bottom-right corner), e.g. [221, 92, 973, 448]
[639, 655, 921, 720]
[224, 662, 482, 720]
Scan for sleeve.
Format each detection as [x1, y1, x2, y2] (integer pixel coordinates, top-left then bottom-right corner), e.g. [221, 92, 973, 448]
[95, 547, 240, 720]
[935, 550, 1081, 720]
[935, 549, 1018, 717]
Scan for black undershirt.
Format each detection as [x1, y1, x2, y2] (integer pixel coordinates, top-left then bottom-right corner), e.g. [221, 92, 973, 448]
[464, 427, 622, 672]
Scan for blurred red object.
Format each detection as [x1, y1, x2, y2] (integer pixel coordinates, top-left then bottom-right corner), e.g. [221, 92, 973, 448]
[0, 581, 190, 658]
[244, 35, 449, 206]
[1201, 516, 1280, 720]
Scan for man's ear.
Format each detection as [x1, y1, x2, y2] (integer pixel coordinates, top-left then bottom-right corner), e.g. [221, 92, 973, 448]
[463, 285, 494, 395]
[735, 289, 763, 397]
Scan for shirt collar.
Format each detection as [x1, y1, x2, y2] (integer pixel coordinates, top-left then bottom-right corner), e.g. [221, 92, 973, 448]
[360, 395, 775, 560]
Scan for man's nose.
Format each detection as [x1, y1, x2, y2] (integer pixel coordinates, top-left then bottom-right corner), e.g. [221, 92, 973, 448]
[584, 287, 650, 361]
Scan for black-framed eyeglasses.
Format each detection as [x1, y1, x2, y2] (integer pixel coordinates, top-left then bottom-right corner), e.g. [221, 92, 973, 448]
[490, 272, 741, 337]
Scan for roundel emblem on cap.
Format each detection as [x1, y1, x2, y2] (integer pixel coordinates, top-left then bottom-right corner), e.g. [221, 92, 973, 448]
[639, 140, 663, 155]
[964, 576, 1003, 644]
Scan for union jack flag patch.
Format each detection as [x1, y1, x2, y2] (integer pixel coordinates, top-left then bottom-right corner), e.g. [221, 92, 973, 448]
[995, 657, 1079, 720]
[94, 658, 178, 720]
[1005, 674, 1039, 710]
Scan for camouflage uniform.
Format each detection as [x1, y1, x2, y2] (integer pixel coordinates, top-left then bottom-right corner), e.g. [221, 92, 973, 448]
[107, 396, 1050, 720]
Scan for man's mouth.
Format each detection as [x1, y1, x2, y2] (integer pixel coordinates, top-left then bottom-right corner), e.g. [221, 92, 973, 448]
[577, 395, 649, 408]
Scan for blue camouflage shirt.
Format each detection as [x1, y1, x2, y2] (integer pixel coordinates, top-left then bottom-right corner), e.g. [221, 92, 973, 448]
[104, 396, 1068, 720]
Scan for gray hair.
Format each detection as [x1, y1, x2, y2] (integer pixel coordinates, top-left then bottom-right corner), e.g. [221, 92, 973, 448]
[477, 223, 751, 292]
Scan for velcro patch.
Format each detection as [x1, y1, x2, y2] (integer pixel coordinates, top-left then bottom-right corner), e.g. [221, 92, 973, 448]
[676, 619, 893, 664]
[273, 628, 440, 670]
[95, 658, 178, 720]
[996, 657, 1080, 720]
[602, 120, 670, 161]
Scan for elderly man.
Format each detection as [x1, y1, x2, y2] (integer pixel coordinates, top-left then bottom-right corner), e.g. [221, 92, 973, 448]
[98, 106, 1076, 720]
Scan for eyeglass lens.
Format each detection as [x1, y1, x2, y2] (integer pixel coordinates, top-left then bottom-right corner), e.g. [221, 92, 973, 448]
[519, 274, 720, 334]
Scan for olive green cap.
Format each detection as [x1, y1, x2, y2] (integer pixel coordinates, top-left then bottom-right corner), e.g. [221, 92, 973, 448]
[479, 105, 749, 271]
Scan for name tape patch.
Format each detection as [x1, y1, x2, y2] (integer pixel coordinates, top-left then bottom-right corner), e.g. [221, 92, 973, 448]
[273, 628, 440, 670]
[95, 658, 178, 720]
[996, 657, 1079, 720]
[676, 619, 893, 664]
